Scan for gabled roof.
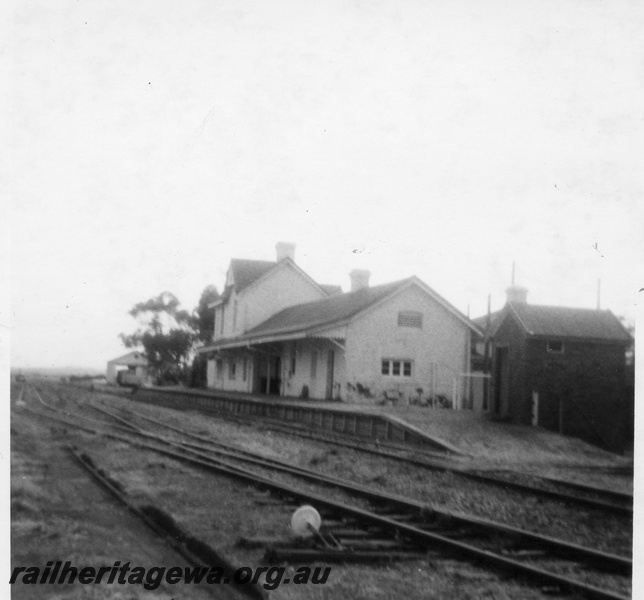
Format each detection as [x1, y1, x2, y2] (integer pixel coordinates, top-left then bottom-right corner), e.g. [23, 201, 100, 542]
[229, 259, 276, 292]
[509, 303, 632, 341]
[319, 284, 343, 296]
[199, 276, 479, 351]
[219, 258, 341, 302]
[472, 310, 503, 336]
[107, 350, 148, 366]
[246, 278, 410, 337]
[475, 303, 632, 342]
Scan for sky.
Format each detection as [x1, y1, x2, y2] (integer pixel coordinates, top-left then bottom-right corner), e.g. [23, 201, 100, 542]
[6, 0, 643, 370]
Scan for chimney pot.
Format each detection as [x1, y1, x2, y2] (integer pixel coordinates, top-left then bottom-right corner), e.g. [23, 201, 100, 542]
[276, 242, 296, 262]
[350, 269, 371, 292]
[506, 285, 528, 304]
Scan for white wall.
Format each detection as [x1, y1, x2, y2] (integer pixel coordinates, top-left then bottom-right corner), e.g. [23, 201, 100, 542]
[206, 358, 216, 388]
[213, 291, 236, 340]
[106, 363, 118, 385]
[206, 353, 254, 392]
[279, 340, 345, 400]
[212, 263, 327, 342]
[344, 285, 469, 403]
[240, 264, 326, 333]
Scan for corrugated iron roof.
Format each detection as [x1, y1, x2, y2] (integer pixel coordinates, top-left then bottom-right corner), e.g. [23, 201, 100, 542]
[230, 259, 276, 292]
[199, 276, 480, 352]
[474, 303, 631, 342]
[224, 259, 341, 298]
[107, 350, 148, 366]
[319, 284, 343, 296]
[509, 303, 632, 341]
[245, 278, 410, 337]
[471, 310, 503, 336]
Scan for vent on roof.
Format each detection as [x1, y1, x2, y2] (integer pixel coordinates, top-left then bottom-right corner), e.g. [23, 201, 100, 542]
[398, 311, 423, 328]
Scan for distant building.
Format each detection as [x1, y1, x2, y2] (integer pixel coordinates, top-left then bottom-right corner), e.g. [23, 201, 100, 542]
[473, 286, 632, 452]
[197, 243, 479, 404]
[106, 351, 150, 386]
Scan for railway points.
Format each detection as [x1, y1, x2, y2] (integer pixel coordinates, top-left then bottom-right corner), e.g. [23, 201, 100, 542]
[14, 382, 634, 600]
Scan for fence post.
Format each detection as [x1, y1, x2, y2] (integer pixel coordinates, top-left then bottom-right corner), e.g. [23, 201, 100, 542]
[430, 362, 436, 408]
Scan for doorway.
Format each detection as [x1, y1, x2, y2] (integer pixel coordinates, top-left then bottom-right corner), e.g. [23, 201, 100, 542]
[325, 350, 335, 400]
[256, 355, 282, 395]
[493, 346, 509, 416]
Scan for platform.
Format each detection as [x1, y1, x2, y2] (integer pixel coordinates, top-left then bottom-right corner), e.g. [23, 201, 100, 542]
[133, 386, 464, 454]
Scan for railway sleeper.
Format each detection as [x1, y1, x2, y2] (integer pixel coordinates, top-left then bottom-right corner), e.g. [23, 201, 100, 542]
[44, 397, 632, 600]
[323, 528, 376, 538]
[265, 547, 433, 564]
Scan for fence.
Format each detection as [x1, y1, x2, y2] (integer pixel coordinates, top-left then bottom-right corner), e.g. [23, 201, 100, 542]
[379, 362, 491, 412]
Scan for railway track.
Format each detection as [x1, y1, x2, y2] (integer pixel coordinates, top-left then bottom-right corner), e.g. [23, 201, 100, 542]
[67, 447, 267, 600]
[15, 385, 264, 600]
[113, 387, 633, 516]
[76, 384, 634, 497]
[23, 385, 632, 600]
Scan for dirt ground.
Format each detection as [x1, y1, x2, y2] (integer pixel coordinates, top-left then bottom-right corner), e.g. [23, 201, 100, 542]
[10, 395, 245, 600]
[10, 381, 633, 600]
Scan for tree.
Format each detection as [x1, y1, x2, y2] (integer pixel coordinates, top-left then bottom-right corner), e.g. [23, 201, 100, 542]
[189, 285, 220, 387]
[120, 291, 195, 385]
[194, 285, 220, 343]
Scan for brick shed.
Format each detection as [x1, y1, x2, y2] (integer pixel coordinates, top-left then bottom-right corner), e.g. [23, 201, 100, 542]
[477, 286, 632, 453]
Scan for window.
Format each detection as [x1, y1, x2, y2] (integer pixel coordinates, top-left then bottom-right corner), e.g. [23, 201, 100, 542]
[216, 359, 224, 379]
[398, 311, 423, 328]
[547, 340, 564, 354]
[233, 301, 238, 330]
[381, 359, 413, 377]
[228, 359, 236, 380]
[311, 352, 318, 378]
[242, 357, 248, 382]
[290, 347, 296, 375]
[219, 306, 224, 335]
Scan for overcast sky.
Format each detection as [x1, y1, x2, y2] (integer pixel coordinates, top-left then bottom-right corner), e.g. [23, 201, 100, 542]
[8, 0, 643, 370]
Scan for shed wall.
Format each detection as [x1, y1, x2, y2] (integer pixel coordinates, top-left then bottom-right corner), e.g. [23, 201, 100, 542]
[525, 338, 627, 452]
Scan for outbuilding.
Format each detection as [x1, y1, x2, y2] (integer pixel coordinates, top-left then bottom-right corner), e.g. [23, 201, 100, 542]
[475, 286, 632, 452]
[106, 350, 150, 386]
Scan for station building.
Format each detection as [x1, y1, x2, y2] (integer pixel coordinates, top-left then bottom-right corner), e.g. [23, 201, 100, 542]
[197, 243, 480, 404]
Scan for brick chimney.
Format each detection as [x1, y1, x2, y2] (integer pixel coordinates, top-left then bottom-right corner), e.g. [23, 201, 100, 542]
[276, 242, 296, 262]
[350, 269, 371, 292]
[506, 285, 528, 304]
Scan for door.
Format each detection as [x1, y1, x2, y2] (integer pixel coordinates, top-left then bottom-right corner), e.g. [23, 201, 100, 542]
[271, 356, 282, 395]
[325, 350, 335, 400]
[493, 347, 509, 416]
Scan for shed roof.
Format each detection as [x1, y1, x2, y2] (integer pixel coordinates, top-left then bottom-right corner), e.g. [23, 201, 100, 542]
[475, 303, 631, 342]
[107, 350, 148, 366]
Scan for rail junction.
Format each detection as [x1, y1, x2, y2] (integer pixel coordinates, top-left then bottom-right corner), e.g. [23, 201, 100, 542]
[13, 382, 633, 600]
